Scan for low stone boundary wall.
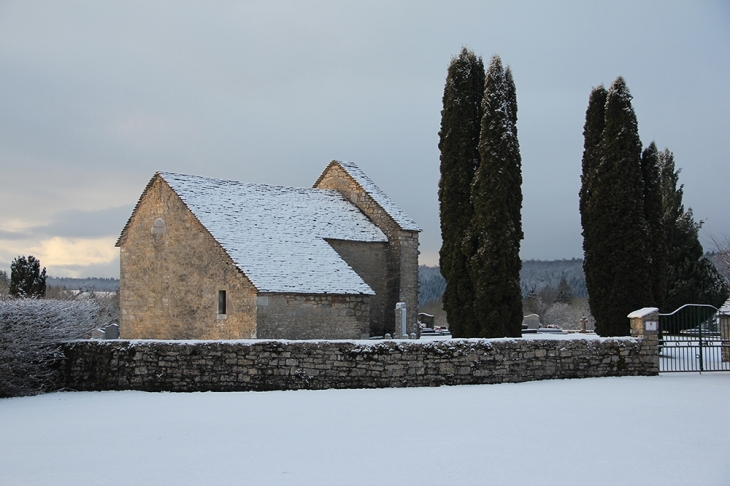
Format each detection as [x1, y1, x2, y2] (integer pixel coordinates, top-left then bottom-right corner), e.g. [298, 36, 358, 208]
[61, 336, 658, 392]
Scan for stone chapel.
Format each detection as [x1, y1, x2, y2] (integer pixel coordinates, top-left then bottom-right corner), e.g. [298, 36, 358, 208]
[116, 161, 420, 340]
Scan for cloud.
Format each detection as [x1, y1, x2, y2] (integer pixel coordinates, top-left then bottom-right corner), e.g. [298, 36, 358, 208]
[44, 254, 120, 279]
[0, 236, 120, 278]
[0, 1, 728, 269]
[0, 229, 31, 240]
[31, 205, 134, 239]
[35, 236, 118, 267]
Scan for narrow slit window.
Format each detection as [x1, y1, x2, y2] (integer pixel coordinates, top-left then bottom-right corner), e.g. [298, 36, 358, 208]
[218, 290, 227, 315]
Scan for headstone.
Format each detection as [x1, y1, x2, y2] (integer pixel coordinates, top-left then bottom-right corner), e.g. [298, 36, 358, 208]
[395, 302, 407, 338]
[522, 314, 540, 331]
[104, 323, 120, 339]
[418, 313, 435, 329]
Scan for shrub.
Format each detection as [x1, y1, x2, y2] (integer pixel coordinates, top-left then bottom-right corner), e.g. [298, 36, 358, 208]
[0, 299, 101, 397]
[543, 299, 595, 331]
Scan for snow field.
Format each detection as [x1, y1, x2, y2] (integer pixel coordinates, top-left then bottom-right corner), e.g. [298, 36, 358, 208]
[1, 373, 729, 486]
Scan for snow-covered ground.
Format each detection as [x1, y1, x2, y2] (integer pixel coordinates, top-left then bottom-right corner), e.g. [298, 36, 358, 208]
[1, 373, 729, 486]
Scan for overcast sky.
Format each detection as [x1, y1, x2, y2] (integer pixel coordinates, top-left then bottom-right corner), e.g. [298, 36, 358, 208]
[1, 1, 728, 278]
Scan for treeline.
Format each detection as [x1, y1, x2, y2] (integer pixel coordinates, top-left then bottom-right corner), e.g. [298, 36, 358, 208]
[420, 260, 587, 307]
[46, 277, 120, 292]
[1, 274, 119, 297]
[0, 258, 119, 298]
[519, 259, 587, 297]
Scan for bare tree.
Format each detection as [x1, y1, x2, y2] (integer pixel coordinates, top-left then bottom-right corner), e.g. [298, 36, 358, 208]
[710, 233, 730, 282]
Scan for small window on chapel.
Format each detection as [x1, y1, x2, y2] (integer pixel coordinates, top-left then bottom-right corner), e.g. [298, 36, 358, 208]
[218, 290, 227, 316]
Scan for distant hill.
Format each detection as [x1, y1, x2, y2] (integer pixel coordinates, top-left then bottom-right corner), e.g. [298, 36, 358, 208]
[420, 253, 729, 306]
[419, 259, 587, 306]
[519, 258, 586, 297]
[47, 277, 120, 292]
[418, 266, 446, 306]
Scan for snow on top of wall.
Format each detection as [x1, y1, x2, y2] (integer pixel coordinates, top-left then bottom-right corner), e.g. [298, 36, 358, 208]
[627, 307, 659, 319]
[159, 172, 387, 295]
[335, 161, 421, 232]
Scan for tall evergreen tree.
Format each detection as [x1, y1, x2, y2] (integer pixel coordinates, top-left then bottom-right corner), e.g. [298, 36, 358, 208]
[438, 47, 485, 338]
[640, 142, 667, 311]
[9, 255, 47, 298]
[579, 85, 607, 328]
[504, 67, 522, 235]
[657, 149, 729, 310]
[581, 77, 653, 336]
[468, 55, 523, 338]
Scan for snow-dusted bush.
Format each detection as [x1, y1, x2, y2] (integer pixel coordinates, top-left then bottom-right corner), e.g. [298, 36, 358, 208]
[543, 301, 595, 331]
[0, 299, 101, 397]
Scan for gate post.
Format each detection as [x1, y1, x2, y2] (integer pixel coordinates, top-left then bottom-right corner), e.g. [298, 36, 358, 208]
[628, 307, 660, 374]
[720, 304, 730, 363]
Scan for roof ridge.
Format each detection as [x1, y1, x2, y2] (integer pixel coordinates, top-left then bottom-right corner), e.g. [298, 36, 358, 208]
[159, 171, 328, 193]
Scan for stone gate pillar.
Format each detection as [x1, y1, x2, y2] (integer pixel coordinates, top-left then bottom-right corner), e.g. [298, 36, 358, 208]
[720, 306, 730, 363]
[628, 307, 660, 374]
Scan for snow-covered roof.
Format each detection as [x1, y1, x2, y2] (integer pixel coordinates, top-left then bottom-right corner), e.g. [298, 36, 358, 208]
[333, 161, 421, 232]
[158, 172, 388, 295]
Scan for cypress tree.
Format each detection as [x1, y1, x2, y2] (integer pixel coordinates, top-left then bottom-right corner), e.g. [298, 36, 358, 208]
[504, 67, 522, 236]
[438, 47, 485, 338]
[469, 55, 523, 338]
[657, 149, 729, 310]
[579, 85, 607, 327]
[583, 77, 653, 336]
[640, 142, 667, 310]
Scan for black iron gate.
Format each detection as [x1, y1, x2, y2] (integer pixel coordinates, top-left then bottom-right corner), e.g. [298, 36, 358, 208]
[659, 304, 729, 372]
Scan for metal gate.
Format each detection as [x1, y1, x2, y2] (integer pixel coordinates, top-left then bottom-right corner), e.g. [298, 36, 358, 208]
[659, 304, 730, 372]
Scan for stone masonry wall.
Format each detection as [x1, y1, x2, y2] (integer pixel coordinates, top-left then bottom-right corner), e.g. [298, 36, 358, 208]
[315, 162, 419, 336]
[326, 239, 388, 336]
[256, 294, 370, 340]
[61, 336, 658, 393]
[118, 177, 257, 340]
